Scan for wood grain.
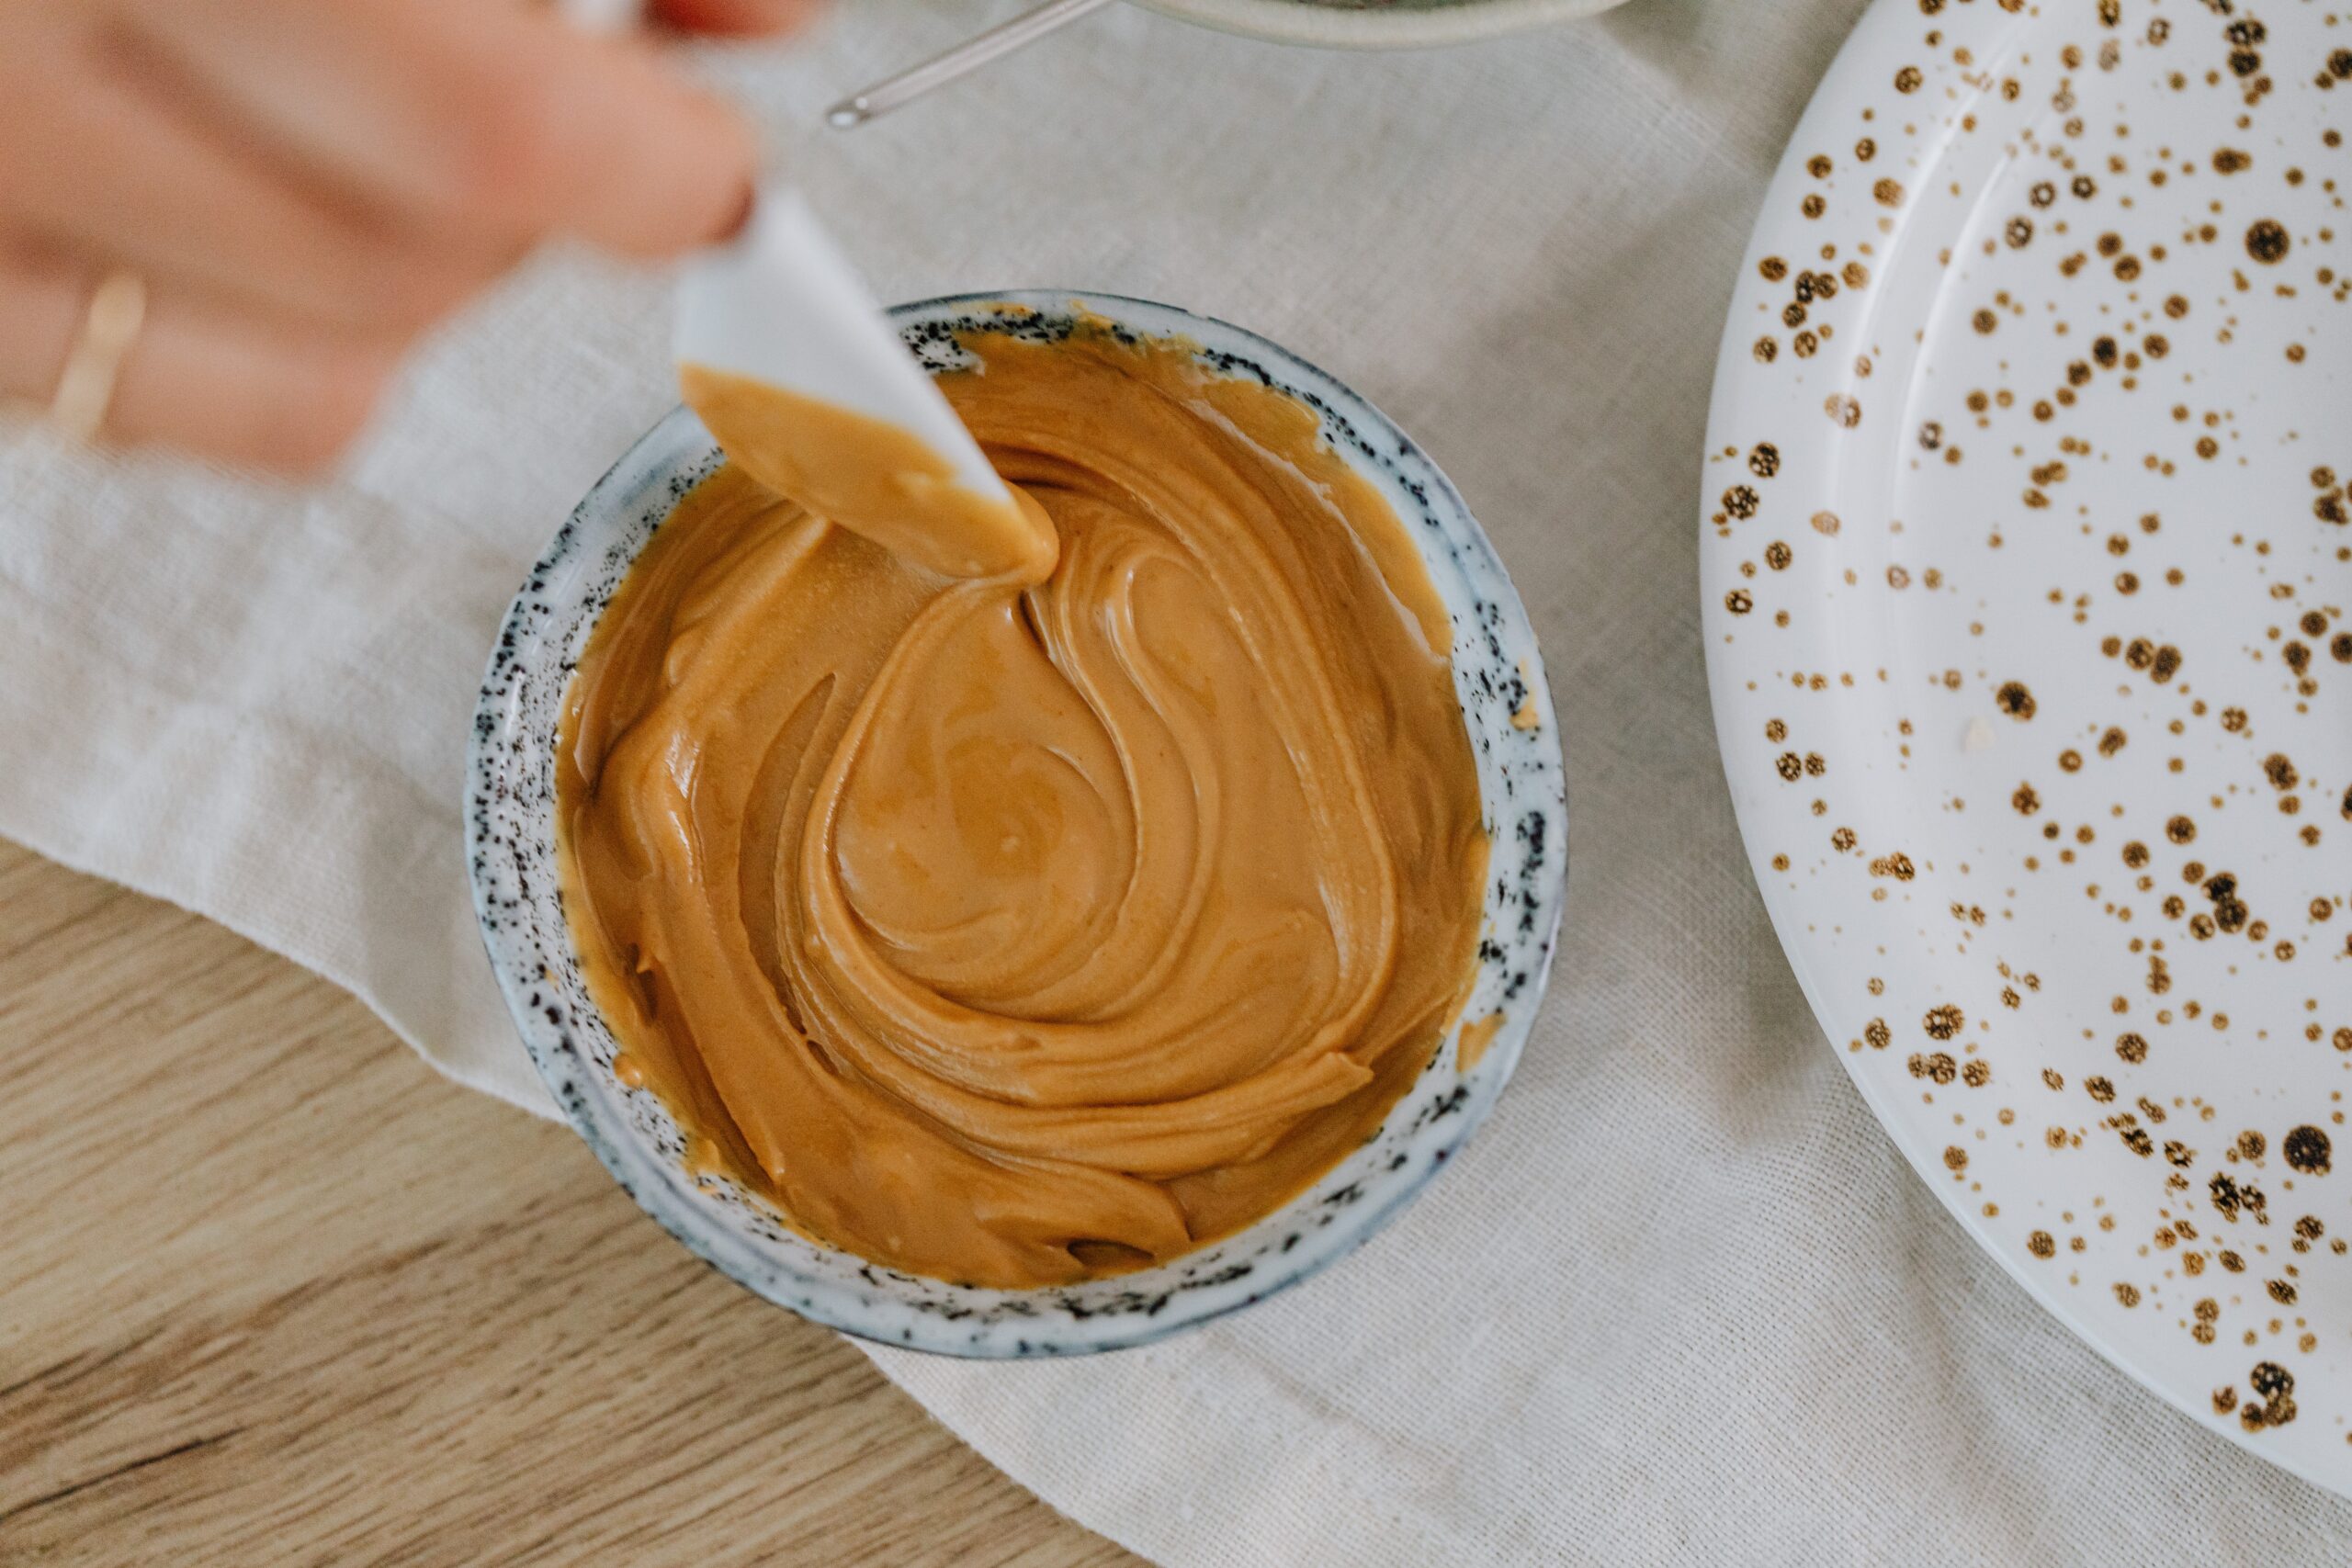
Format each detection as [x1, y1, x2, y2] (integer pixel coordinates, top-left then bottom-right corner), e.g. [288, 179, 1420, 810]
[0, 840, 1135, 1567]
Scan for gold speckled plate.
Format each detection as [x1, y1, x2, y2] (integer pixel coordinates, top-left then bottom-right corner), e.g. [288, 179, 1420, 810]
[1702, 0, 2349, 1492]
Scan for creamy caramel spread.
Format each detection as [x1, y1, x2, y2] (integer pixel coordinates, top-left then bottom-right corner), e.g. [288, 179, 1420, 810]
[560, 320, 1487, 1288]
[678, 365, 1057, 582]
[1455, 1010, 1505, 1073]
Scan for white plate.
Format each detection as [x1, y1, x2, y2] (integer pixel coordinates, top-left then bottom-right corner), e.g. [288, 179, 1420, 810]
[1702, 0, 2350, 1493]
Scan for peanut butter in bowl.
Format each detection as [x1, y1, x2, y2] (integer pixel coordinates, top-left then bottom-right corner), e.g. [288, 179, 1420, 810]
[470, 296, 1565, 1349]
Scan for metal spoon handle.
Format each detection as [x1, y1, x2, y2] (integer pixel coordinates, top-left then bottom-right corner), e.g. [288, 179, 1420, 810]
[553, 0, 642, 33]
[826, 0, 1116, 129]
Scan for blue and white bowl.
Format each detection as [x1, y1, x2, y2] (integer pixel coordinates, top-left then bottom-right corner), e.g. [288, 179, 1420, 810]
[466, 292, 1566, 1357]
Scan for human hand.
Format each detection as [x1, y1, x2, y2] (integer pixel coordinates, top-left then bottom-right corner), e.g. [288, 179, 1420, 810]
[0, 0, 812, 472]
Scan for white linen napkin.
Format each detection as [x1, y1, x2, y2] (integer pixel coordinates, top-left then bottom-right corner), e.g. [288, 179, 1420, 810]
[6, 1, 2350, 1561]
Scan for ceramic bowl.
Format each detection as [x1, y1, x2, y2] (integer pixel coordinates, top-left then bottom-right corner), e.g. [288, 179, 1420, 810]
[1145, 0, 1631, 50]
[466, 291, 1566, 1357]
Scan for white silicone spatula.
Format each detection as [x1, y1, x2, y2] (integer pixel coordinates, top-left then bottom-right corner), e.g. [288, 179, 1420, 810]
[673, 189, 1056, 580]
[673, 189, 1012, 519]
[558, 1, 1045, 578]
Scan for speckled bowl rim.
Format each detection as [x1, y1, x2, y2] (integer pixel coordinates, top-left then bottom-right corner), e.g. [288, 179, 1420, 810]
[1144, 0, 1628, 50]
[466, 290, 1566, 1357]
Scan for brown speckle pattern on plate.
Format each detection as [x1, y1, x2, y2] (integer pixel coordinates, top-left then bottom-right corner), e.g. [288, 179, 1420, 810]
[1703, 0, 2350, 1494]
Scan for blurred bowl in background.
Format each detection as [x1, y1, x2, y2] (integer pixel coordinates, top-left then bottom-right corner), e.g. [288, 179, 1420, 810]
[1146, 0, 1633, 49]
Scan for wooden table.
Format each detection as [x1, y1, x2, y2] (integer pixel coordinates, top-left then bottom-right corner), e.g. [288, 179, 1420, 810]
[0, 841, 1136, 1565]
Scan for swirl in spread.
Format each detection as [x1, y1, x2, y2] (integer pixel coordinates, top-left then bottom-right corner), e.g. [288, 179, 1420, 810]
[559, 321, 1487, 1289]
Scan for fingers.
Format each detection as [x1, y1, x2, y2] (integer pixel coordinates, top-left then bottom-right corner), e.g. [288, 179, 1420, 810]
[118, 0, 758, 258]
[651, 0, 823, 37]
[0, 0, 771, 474]
[0, 256, 396, 475]
[0, 60, 509, 337]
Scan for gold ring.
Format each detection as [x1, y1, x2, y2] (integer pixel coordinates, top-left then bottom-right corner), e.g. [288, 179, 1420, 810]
[49, 271, 147, 444]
